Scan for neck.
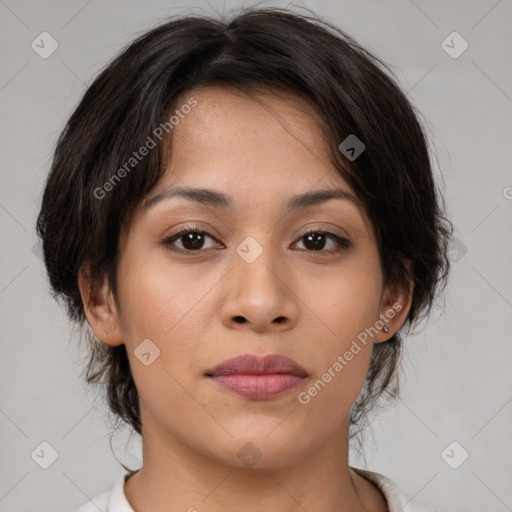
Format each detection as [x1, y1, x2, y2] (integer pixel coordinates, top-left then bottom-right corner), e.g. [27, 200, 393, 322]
[124, 404, 386, 512]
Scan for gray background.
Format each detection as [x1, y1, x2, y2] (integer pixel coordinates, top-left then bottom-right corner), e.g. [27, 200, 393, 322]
[1, 0, 511, 511]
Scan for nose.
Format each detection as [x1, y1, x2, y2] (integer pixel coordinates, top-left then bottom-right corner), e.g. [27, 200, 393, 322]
[220, 243, 299, 333]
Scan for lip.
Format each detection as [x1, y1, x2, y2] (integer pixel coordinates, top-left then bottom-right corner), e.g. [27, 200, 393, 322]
[205, 354, 308, 399]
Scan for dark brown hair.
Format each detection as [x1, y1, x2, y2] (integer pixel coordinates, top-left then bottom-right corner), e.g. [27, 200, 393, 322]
[36, 6, 452, 448]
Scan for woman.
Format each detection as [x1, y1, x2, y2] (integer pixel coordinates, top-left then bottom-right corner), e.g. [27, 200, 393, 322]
[36, 7, 451, 511]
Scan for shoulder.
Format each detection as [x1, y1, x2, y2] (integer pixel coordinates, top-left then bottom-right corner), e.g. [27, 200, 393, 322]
[72, 473, 133, 512]
[351, 467, 443, 512]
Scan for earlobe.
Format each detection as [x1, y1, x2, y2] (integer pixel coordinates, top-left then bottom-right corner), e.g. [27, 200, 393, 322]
[78, 266, 124, 346]
[373, 277, 414, 343]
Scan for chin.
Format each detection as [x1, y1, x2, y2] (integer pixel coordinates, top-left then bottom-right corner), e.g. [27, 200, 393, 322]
[205, 430, 312, 470]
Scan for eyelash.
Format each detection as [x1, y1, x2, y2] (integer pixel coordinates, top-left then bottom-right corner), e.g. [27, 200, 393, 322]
[162, 225, 351, 255]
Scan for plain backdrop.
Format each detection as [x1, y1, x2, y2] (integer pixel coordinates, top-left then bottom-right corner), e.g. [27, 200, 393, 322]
[1, 1, 511, 511]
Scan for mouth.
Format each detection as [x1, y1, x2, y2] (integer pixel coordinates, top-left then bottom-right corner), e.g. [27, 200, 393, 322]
[205, 353, 308, 399]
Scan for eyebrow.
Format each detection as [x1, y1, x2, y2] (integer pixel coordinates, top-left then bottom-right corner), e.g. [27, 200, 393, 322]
[142, 186, 362, 213]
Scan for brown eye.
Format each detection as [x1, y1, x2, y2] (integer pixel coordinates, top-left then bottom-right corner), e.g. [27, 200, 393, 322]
[163, 228, 221, 252]
[294, 231, 351, 253]
[162, 227, 350, 255]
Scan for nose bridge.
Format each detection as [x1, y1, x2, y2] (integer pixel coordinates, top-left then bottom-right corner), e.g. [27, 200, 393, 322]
[234, 233, 285, 298]
[220, 233, 298, 330]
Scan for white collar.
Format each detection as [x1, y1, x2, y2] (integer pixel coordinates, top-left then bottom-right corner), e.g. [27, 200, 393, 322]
[97, 467, 434, 512]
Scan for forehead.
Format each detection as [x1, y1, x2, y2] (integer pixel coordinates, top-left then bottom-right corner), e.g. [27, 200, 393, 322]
[160, 85, 344, 191]
[178, 84, 325, 130]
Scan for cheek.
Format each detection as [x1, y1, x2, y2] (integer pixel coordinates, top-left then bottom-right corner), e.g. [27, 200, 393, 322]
[299, 254, 382, 406]
[317, 258, 383, 343]
[115, 247, 217, 382]
[116, 248, 212, 340]
[296, 282, 378, 430]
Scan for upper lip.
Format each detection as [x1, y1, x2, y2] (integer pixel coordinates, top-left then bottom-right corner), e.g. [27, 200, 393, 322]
[205, 354, 308, 378]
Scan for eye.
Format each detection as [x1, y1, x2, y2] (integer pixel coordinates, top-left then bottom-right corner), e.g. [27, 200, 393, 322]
[293, 230, 351, 253]
[162, 227, 222, 252]
[162, 227, 351, 255]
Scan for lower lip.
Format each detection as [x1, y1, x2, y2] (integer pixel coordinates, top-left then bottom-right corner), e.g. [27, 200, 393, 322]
[208, 374, 305, 399]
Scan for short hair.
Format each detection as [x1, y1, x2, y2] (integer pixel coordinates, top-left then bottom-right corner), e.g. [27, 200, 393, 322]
[36, 7, 452, 443]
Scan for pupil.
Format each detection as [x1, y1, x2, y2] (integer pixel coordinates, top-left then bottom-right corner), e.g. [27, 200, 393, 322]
[305, 233, 325, 250]
[183, 233, 204, 250]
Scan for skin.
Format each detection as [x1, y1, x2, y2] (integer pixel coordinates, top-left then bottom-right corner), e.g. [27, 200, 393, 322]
[79, 85, 413, 512]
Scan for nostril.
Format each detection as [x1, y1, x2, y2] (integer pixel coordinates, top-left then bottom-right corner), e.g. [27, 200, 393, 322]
[274, 316, 286, 323]
[234, 316, 246, 323]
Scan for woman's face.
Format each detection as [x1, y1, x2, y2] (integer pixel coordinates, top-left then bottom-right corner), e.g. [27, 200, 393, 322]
[85, 85, 409, 469]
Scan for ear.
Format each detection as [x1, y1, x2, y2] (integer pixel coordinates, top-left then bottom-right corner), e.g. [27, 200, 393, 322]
[78, 266, 124, 346]
[373, 269, 414, 344]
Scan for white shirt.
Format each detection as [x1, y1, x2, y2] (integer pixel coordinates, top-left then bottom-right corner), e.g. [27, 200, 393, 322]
[73, 467, 441, 512]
